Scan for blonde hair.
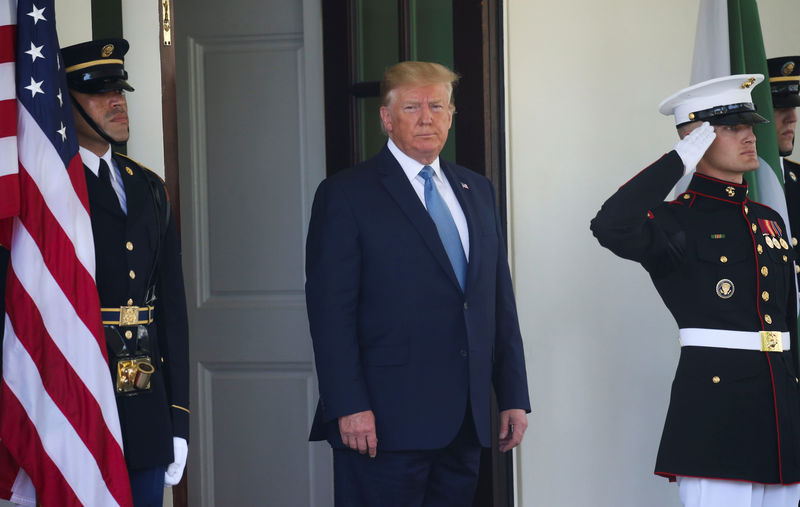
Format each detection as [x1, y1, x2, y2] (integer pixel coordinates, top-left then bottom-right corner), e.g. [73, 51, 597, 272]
[380, 61, 459, 110]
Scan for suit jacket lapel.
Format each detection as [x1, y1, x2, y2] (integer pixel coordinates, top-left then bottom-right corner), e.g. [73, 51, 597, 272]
[115, 154, 146, 220]
[376, 147, 463, 292]
[441, 160, 480, 294]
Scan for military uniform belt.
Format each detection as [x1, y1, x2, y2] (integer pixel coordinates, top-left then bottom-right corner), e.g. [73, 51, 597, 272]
[101, 305, 155, 326]
[679, 328, 789, 352]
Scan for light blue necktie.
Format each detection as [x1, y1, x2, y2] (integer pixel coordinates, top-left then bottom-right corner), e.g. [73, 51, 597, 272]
[419, 165, 467, 289]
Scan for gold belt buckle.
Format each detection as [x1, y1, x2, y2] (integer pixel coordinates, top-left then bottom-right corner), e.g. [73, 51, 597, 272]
[119, 305, 139, 326]
[760, 331, 783, 352]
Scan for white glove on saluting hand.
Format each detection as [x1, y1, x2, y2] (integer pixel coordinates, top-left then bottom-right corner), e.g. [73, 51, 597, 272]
[674, 121, 716, 175]
[164, 437, 188, 486]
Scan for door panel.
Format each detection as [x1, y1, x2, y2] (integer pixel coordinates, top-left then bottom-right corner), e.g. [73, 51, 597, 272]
[175, 0, 329, 504]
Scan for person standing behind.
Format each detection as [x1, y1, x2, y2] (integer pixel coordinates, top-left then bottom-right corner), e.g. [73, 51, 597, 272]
[768, 57, 800, 289]
[592, 74, 800, 506]
[305, 61, 531, 506]
[62, 39, 189, 507]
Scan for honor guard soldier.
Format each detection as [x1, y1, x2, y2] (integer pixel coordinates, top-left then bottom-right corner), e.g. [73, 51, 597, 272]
[62, 39, 190, 507]
[592, 75, 800, 507]
[768, 56, 800, 296]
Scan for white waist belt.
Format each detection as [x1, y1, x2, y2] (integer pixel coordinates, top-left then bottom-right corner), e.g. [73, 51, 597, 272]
[679, 328, 790, 352]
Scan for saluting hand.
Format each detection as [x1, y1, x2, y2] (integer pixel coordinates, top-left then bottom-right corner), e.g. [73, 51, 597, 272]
[674, 121, 716, 174]
[339, 410, 378, 458]
[498, 409, 528, 452]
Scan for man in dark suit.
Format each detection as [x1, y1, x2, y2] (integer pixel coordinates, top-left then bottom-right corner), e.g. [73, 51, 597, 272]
[305, 61, 531, 506]
[62, 39, 189, 507]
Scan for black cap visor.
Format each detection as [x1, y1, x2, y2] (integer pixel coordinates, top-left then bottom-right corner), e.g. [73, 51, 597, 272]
[707, 111, 769, 126]
[67, 67, 134, 94]
[773, 94, 800, 109]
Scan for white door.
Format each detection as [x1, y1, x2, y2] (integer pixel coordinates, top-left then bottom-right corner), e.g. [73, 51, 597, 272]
[174, 0, 330, 504]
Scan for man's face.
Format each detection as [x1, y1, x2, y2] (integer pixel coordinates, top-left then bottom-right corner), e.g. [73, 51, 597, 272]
[697, 123, 760, 181]
[71, 89, 129, 154]
[773, 107, 797, 156]
[379, 82, 453, 165]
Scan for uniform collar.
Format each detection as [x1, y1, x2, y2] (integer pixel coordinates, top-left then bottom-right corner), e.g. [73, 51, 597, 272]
[687, 172, 748, 203]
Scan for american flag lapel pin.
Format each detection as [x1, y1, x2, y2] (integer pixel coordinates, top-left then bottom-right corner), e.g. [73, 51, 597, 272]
[461, 182, 469, 190]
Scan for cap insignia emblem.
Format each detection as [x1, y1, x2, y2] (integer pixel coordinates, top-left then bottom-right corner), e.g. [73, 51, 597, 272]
[101, 44, 114, 58]
[725, 186, 736, 197]
[741, 77, 756, 89]
[782, 61, 796, 76]
[716, 279, 734, 299]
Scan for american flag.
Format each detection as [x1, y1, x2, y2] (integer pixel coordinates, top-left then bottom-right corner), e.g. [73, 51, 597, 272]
[0, 0, 132, 505]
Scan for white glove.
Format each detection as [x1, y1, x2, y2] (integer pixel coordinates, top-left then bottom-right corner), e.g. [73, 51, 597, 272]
[674, 121, 716, 174]
[164, 437, 188, 486]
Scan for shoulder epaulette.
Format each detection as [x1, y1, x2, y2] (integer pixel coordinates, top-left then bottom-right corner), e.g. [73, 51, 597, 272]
[114, 152, 166, 184]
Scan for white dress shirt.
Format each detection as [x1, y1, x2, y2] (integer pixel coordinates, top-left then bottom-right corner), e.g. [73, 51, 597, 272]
[80, 146, 128, 214]
[387, 139, 470, 259]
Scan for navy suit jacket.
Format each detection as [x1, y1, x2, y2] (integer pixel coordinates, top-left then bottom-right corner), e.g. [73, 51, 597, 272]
[306, 146, 530, 450]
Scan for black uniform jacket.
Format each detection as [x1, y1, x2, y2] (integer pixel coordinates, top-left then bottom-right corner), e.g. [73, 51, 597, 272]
[591, 151, 800, 484]
[783, 158, 800, 292]
[84, 153, 189, 471]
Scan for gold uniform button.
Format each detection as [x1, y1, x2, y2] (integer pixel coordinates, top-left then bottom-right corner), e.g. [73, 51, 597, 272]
[784, 255, 789, 262]
[794, 237, 799, 247]
[129, 270, 136, 279]
[720, 256, 728, 263]
[712, 376, 721, 384]
[762, 291, 770, 302]
[127, 298, 133, 305]
[744, 205, 749, 214]
[758, 245, 764, 254]
[765, 314, 773, 325]
[761, 266, 769, 277]
[125, 241, 133, 251]
[124, 330, 133, 339]
[796, 377, 799, 384]
[796, 265, 800, 274]
[752, 223, 757, 233]
[683, 193, 691, 200]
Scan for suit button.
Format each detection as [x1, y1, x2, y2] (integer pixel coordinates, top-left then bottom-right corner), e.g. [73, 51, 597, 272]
[460, 349, 468, 357]
[129, 270, 136, 279]
[719, 256, 728, 263]
[463, 302, 468, 310]
[712, 376, 721, 384]
[125, 241, 133, 251]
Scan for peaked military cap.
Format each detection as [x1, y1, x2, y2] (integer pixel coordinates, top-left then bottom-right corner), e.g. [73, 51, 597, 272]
[767, 56, 800, 108]
[659, 74, 769, 127]
[61, 38, 134, 94]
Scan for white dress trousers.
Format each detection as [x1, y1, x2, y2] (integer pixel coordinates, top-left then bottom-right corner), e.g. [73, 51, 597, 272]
[677, 476, 800, 507]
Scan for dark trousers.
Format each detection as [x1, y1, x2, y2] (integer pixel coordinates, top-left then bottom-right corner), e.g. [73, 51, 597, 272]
[333, 411, 483, 507]
[128, 466, 166, 507]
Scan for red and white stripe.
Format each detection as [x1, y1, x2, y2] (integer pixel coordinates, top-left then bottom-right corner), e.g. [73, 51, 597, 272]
[0, 0, 133, 505]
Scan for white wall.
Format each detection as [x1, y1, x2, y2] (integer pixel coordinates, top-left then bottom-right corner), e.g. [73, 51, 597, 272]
[506, 1, 800, 506]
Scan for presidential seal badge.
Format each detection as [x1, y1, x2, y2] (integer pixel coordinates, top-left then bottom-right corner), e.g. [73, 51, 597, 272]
[716, 279, 734, 299]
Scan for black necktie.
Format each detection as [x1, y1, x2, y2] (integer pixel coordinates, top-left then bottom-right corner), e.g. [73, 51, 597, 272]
[97, 159, 120, 210]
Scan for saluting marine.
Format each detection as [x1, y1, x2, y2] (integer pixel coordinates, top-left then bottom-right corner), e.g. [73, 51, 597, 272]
[62, 39, 190, 507]
[768, 56, 800, 296]
[592, 75, 800, 506]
